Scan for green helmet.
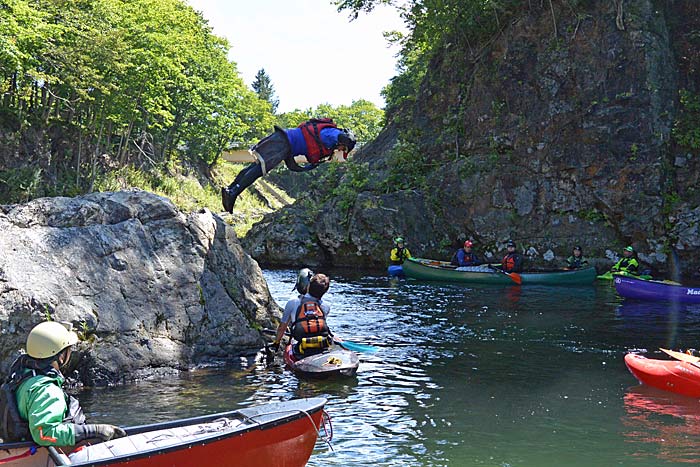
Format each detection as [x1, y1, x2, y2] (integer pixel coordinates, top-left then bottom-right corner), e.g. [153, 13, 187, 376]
[624, 245, 634, 253]
[394, 237, 404, 245]
[26, 321, 78, 359]
[295, 268, 314, 295]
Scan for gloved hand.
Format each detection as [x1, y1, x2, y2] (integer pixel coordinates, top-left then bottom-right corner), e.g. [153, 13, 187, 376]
[75, 423, 127, 442]
[270, 340, 280, 352]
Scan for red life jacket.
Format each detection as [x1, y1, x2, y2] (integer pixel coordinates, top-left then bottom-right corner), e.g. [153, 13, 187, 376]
[299, 118, 338, 164]
[291, 297, 329, 341]
[502, 253, 516, 272]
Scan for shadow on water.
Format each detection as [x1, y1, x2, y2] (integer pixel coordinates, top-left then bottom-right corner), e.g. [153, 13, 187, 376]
[77, 268, 700, 466]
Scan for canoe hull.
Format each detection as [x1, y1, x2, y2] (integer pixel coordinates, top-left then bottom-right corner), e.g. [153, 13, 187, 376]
[625, 353, 700, 398]
[614, 275, 700, 303]
[0, 398, 326, 467]
[284, 344, 359, 378]
[402, 258, 596, 285]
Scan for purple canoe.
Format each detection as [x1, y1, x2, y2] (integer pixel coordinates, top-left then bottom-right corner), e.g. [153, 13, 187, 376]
[614, 274, 700, 303]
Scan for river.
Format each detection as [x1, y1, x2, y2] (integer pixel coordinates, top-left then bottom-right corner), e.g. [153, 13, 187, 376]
[79, 269, 700, 466]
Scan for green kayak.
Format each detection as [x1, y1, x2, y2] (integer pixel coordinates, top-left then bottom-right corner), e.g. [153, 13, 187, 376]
[596, 271, 652, 281]
[402, 258, 596, 285]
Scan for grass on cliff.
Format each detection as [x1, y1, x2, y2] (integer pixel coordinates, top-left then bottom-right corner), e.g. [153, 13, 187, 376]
[94, 161, 293, 237]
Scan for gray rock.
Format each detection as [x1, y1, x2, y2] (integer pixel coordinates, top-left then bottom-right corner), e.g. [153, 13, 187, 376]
[0, 191, 279, 386]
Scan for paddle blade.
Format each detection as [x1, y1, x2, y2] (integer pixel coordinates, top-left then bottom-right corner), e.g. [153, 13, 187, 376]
[660, 348, 700, 363]
[509, 272, 522, 285]
[339, 340, 378, 354]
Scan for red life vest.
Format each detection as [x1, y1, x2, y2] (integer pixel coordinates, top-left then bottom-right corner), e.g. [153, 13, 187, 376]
[502, 254, 516, 272]
[291, 297, 329, 341]
[299, 118, 338, 164]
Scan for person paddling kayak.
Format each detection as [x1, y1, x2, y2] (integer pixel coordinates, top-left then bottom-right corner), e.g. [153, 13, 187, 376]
[500, 240, 523, 273]
[566, 245, 589, 269]
[271, 272, 334, 358]
[609, 246, 639, 275]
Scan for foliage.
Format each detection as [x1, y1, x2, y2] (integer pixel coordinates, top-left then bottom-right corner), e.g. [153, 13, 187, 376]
[277, 99, 385, 144]
[307, 160, 371, 219]
[336, 0, 521, 114]
[252, 68, 279, 114]
[379, 137, 427, 192]
[672, 89, 700, 151]
[0, 0, 275, 203]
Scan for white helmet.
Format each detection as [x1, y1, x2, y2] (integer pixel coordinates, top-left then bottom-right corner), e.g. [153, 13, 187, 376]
[26, 321, 79, 359]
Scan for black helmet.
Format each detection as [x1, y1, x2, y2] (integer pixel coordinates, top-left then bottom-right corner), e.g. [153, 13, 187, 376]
[336, 129, 356, 153]
[506, 240, 516, 248]
[294, 268, 314, 295]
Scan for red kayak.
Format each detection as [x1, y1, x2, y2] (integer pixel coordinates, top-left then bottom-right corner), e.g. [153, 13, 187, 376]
[0, 398, 326, 467]
[625, 353, 700, 398]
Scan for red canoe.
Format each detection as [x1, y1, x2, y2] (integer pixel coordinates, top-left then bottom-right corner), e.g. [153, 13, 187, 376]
[0, 398, 327, 467]
[625, 353, 700, 398]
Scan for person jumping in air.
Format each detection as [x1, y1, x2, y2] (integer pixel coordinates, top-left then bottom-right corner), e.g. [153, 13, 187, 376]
[221, 118, 356, 213]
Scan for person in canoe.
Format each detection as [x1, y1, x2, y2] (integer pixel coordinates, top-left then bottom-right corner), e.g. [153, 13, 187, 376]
[0, 322, 126, 446]
[566, 245, 589, 269]
[390, 237, 412, 265]
[451, 240, 481, 267]
[609, 245, 639, 275]
[271, 273, 333, 357]
[221, 118, 357, 213]
[500, 240, 524, 273]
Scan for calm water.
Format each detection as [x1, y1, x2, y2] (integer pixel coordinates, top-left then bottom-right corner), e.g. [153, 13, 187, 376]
[79, 269, 700, 466]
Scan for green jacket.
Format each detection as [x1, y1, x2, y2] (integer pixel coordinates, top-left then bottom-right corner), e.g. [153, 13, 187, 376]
[611, 256, 639, 274]
[15, 371, 75, 446]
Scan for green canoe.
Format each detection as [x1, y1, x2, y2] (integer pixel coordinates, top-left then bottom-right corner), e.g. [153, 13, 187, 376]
[402, 258, 597, 285]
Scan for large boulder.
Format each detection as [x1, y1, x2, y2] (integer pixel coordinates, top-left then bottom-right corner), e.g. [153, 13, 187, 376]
[0, 190, 280, 386]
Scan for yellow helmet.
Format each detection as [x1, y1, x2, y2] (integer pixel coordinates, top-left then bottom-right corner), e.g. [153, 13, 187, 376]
[26, 321, 79, 359]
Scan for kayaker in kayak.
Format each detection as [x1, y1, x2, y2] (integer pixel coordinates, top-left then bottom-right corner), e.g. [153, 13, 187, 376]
[609, 245, 639, 275]
[451, 240, 481, 267]
[221, 119, 356, 213]
[390, 237, 412, 265]
[0, 322, 126, 446]
[271, 273, 333, 357]
[566, 245, 589, 269]
[500, 240, 524, 273]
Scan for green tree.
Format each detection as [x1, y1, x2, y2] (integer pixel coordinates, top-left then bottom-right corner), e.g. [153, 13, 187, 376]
[252, 68, 279, 114]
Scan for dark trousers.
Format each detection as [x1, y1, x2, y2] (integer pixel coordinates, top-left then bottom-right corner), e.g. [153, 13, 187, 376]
[228, 128, 291, 194]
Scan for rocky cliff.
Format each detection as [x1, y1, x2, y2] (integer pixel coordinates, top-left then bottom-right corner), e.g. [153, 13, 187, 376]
[243, 0, 700, 276]
[0, 191, 279, 386]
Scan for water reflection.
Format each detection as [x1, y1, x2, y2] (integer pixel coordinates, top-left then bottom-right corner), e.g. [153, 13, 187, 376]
[623, 385, 700, 463]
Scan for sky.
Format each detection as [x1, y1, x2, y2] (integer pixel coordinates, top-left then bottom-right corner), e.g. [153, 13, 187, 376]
[186, 0, 406, 113]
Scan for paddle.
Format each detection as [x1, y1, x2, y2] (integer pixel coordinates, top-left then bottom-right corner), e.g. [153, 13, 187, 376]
[488, 264, 522, 285]
[660, 348, 700, 363]
[335, 339, 378, 354]
[262, 329, 378, 354]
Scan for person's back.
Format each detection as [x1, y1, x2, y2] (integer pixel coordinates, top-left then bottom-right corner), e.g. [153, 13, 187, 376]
[290, 274, 332, 357]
